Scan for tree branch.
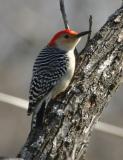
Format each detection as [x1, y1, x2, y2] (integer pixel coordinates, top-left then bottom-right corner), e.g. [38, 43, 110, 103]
[59, 0, 80, 59]
[84, 15, 93, 48]
[60, 0, 70, 29]
[1, 92, 123, 138]
[18, 4, 123, 160]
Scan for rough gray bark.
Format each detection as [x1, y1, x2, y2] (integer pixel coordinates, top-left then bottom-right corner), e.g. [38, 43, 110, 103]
[18, 4, 123, 160]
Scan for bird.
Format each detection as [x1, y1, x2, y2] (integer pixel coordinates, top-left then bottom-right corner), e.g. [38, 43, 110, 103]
[27, 29, 90, 116]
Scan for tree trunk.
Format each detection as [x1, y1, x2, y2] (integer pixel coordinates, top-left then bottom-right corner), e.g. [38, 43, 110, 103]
[18, 4, 123, 160]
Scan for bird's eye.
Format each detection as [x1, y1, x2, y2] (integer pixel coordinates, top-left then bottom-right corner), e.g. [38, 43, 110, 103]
[64, 35, 69, 39]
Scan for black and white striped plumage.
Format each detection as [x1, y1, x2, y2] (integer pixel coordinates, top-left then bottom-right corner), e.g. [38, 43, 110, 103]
[28, 46, 75, 115]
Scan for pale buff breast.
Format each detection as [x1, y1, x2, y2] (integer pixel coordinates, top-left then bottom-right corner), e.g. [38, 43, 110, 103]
[51, 50, 75, 98]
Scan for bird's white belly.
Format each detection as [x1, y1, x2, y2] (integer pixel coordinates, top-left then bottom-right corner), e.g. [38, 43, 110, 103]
[52, 50, 75, 98]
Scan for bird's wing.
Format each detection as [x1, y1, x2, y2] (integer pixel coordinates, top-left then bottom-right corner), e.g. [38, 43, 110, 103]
[28, 47, 68, 114]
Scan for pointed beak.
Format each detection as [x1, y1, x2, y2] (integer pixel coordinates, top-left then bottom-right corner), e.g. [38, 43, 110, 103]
[75, 31, 91, 38]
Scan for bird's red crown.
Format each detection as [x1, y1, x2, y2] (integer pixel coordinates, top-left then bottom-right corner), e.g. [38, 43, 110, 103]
[48, 29, 78, 46]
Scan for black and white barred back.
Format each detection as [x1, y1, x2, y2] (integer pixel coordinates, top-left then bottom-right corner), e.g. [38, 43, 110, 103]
[28, 46, 69, 115]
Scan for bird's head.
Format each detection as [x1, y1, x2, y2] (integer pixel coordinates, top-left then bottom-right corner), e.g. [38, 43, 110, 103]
[48, 29, 90, 51]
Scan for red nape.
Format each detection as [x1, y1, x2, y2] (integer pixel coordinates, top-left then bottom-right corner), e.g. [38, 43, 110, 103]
[48, 29, 78, 46]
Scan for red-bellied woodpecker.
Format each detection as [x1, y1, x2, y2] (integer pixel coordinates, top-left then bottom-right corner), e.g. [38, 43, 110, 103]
[27, 29, 90, 115]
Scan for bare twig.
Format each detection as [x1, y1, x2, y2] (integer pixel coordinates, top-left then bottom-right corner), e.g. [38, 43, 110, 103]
[59, 0, 91, 60]
[60, 0, 70, 29]
[88, 16, 92, 40]
[0, 92, 28, 110]
[95, 121, 123, 138]
[85, 15, 92, 47]
[0, 92, 123, 138]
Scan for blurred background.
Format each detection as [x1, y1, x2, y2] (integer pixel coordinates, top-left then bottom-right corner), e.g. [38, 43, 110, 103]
[0, 0, 123, 159]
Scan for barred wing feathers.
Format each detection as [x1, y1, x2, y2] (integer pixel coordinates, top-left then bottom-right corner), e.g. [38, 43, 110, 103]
[28, 47, 68, 114]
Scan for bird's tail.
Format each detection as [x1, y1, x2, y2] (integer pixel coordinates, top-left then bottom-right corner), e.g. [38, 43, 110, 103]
[35, 101, 46, 127]
[27, 106, 33, 116]
[27, 100, 46, 128]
